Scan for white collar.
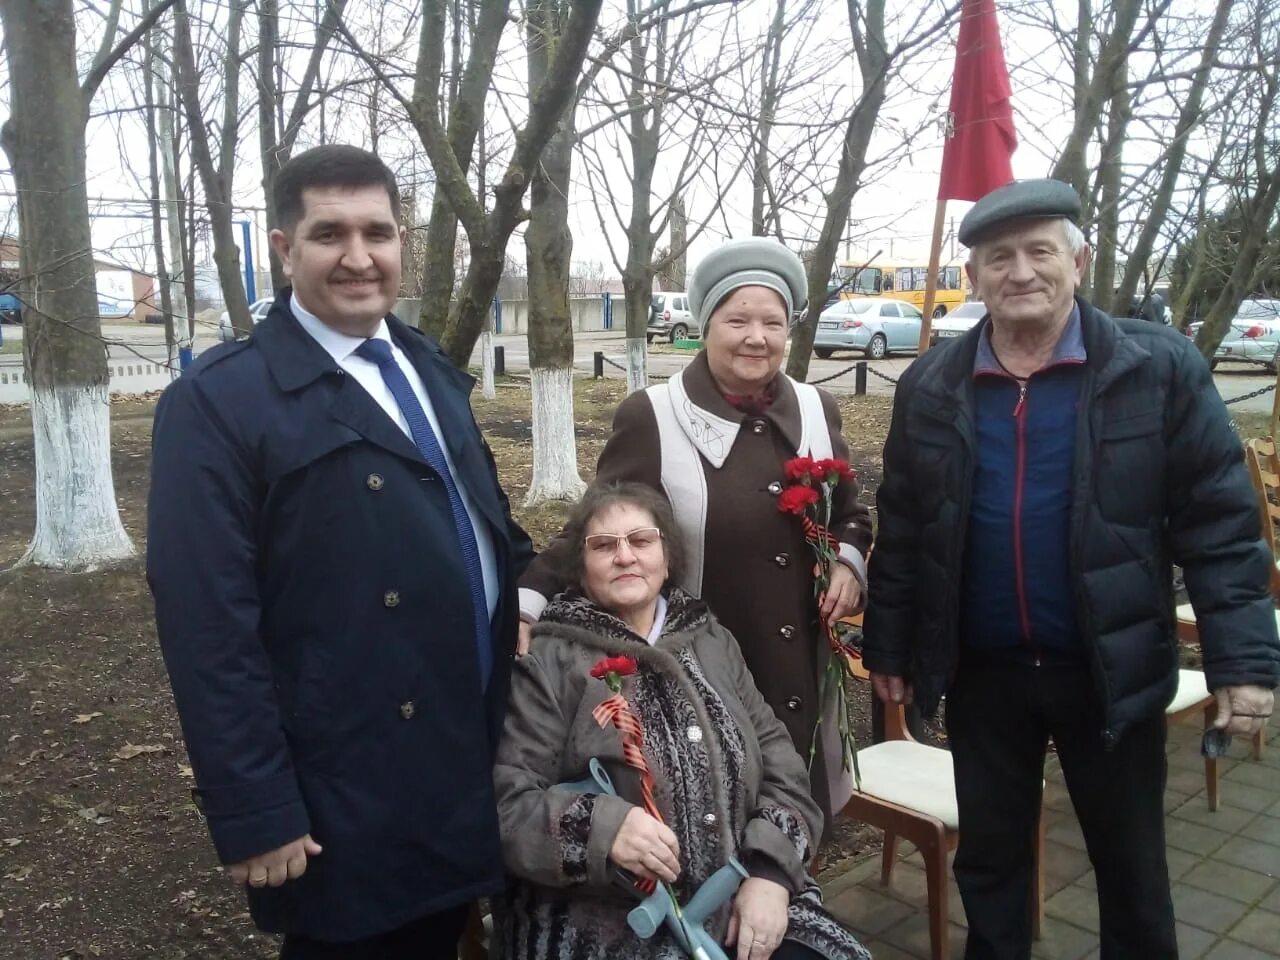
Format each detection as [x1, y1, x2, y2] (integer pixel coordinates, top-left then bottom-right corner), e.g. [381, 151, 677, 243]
[291, 292, 393, 364]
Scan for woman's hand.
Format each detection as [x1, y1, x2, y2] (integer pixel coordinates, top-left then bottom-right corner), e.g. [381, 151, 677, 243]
[726, 877, 790, 960]
[819, 561, 862, 624]
[608, 806, 681, 884]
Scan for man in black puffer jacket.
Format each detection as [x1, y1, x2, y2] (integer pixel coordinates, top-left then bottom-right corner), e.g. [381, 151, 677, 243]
[864, 179, 1279, 960]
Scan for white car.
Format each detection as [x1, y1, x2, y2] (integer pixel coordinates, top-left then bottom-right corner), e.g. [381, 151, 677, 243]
[218, 297, 274, 342]
[1187, 299, 1280, 372]
[929, 301, 987, 346]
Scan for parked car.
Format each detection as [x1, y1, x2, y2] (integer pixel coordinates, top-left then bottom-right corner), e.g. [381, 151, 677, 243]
[645, 291, 696, 343]
[0, 291, 21, 324]
[218, 297, 274, 343]
[1186, 298, 1280, 372]
[812, 297, 924, 360]
[929, 301, 987, 346]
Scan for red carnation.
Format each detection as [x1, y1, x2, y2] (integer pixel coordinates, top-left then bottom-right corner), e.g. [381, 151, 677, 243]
[816, 458, 857, 483]
[590, 655, 638, 681]
[777, 484, 820, 516]
[784, 457, 818, 481]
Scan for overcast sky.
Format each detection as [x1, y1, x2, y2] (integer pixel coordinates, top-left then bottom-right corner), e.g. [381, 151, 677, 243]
[0, 0, 1230, 294]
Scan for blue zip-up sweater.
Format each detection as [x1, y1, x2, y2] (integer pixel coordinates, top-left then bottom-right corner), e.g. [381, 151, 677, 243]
[960, 308, 1086, 660]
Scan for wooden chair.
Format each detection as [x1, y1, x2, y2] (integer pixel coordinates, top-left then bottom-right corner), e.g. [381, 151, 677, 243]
[1164, 666, 1224, 810]
[1175, 605, 1268, 767]
[1244, 437, 1280, 599]
[840, 699, 1045, 960]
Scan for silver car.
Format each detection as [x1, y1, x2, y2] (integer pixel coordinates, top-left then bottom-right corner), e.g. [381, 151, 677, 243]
[929, 301, 987, 346]
[218, 297, 274, 343]
[645, 291, 697, 343]
[812, 297, 923, 360]
[1187, 299, 1280, 372]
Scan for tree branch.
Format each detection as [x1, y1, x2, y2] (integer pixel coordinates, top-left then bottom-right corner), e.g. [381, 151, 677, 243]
[82, 0, 178, 107]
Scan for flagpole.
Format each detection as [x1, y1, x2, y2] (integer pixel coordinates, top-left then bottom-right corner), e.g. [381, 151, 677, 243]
[917, 198, 948, 354]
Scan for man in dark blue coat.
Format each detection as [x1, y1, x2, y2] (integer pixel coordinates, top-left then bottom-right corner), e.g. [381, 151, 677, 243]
[147, 144, 534, 959]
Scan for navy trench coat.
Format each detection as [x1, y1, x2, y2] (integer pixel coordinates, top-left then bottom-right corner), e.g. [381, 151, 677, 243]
[147, 293, 534, 941]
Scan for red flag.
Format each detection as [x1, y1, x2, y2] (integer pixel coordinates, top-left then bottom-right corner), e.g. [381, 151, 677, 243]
[938, 0, 1017, 201]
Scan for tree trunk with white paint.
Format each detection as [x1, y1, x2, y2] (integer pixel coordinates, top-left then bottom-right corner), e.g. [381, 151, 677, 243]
[524, 6, 586, 507]
[0, 0, 136, 569]
[480, 327, 495, 400]
[621, 270, 651, 394]
[525, 367, 586, 505]
[625, 336, 648, 395]
[28, 386, 134, 569]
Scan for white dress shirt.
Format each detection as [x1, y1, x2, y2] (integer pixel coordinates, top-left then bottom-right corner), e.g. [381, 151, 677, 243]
[292, 295, 499, 621]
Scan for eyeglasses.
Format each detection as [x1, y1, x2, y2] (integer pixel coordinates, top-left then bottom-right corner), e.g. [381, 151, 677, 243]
[584, 527, 664, 556]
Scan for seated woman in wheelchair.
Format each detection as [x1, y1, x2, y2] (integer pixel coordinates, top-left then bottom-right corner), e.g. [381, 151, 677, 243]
[493, 481, 869, 960]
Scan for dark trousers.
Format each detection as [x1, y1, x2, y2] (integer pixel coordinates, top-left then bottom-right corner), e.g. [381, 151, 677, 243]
[947, 656, 1177, 960]
[279, 905, 470, 960]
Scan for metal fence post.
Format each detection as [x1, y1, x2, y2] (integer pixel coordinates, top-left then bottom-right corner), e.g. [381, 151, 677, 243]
[855, 361, 867, 395]
[593, 351, 604, 378]
[494, 345, 505, 376]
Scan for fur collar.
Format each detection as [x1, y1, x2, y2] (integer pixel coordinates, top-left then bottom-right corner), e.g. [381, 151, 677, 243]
[537, 586, 710, 650]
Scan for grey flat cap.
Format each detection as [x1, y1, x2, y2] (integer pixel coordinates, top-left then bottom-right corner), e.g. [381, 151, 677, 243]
[958, 179, 1082, 247]
[688, 237, 808, 336]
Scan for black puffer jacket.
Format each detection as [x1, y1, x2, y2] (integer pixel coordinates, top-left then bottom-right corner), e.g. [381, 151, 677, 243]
[863, 298, 1280, 743]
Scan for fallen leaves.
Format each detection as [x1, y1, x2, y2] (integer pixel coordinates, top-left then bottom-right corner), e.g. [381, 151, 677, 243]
[113, 743, 167, 761]
[72, 712, 103, 725]
[76, 802, 116, 826]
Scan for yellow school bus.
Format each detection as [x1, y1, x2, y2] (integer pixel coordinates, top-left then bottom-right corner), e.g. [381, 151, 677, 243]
[834, 257, 971, 318]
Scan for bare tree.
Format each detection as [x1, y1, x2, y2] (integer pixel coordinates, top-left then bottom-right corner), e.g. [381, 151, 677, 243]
[787, 0, 959, 382]
[1112, 0, 1237, 312]
[523, 0, 587, 505]
[257, 0, 352, 291]
[172, 0, 253, 336]
[579, 0, 748, 392]
[1193, 2, 1280, 359]
[0, 0, 173, 569]
[1050, 0, 1157, 199]
[340, 0, 605, 367]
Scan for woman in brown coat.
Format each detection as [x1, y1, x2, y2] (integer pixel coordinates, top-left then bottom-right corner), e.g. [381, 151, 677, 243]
[519, 238, 873, 825]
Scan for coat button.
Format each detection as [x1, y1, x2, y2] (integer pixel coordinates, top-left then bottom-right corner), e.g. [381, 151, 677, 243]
[786, 696, 803, 711]
[750, 419, 766, 435]
[366, 473, 384, 491]
[774, 553, 790, 568]
[383, 589, 400, 608]
[687, 726, 703, 743]
[779, 624, 795, 639]
[703, 813, 717, 826]
[400, 701, 416, 720]
[767, 481, 783, 495]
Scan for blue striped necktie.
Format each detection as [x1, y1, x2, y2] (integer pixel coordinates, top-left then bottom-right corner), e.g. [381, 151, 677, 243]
[354, 338, 491, 688]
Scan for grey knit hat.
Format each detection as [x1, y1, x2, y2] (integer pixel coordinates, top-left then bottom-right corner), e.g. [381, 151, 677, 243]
[688, 237, 808, 336]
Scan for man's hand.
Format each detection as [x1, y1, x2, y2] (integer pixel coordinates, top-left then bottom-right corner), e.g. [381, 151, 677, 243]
[227, 834, 322, 888]
[819, 563, 862, 624]
[725, 876, 790, 960]
[1213, 684, 1274, 737]
[870, 672, 913, 706]
[517, 620, 533, 657]
[608, 807, 680, 884]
